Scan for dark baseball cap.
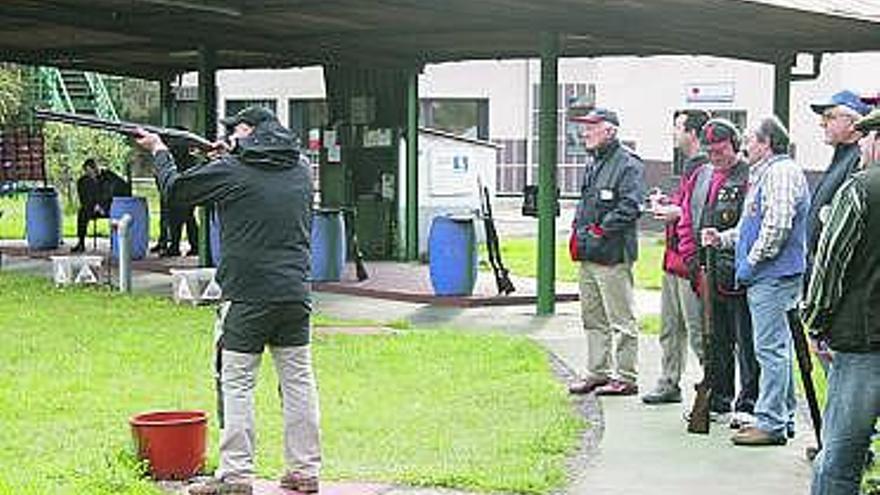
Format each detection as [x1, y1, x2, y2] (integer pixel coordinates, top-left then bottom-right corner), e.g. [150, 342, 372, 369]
[700, 118, 741, 147]
[220, 106, 277, 128]
[855, 108, 880, 132]
[569, 107, 620, 126]
[809, 90, 872, 116]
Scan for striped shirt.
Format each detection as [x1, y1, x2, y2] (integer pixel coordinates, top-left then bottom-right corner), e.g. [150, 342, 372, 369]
[718, 154, 808, 265]
[802, 176, 866, 332]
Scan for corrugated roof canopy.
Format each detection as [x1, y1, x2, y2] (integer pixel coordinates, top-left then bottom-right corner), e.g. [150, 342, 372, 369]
[2, 0, 880, 78]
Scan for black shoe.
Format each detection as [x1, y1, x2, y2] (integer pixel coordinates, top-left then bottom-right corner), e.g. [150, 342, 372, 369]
[642, 386, 682, 404]
[71, 243, 85, 253]
[149, 243, 166, 254]
[160, 249, 181, 258]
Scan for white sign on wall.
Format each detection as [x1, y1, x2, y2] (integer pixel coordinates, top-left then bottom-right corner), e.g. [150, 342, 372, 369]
[684, 82, 735, 103]
[430, 150, 473, 196]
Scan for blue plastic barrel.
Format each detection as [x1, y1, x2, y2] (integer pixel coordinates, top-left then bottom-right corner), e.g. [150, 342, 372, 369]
[110, 196, 149, 260]
[310, 208, 347, 282]
[428, 215, 477, 296]
[25, 187, 62, 250]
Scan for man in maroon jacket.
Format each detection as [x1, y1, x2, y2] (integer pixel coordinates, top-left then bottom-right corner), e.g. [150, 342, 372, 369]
[643, 110, 711, 404]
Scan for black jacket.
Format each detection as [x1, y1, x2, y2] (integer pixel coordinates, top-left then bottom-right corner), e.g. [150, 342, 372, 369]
[571, 139, 645, 265]
[153, 120, 313, 303]
[807, 142, 861, 262]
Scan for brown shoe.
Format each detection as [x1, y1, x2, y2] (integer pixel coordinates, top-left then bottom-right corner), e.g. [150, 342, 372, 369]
[280, 471, 319, 494]
[595, 379, 639, 396]
[731, 426, 787, 446]
[568, 376, 609, 395]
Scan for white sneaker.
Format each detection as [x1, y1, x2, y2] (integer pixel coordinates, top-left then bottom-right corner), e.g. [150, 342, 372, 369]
[730, 411, 756, 429]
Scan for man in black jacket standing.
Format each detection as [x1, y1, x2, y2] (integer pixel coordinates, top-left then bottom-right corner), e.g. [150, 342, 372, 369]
[806, 90, 871, 275]
[135, 106, 320, 495]
[567, 108, 645, 396]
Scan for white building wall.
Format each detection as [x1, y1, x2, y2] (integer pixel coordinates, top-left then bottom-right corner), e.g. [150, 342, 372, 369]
[188, 51, 878, 171]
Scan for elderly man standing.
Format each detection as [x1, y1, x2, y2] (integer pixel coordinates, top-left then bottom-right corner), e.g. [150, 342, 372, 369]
[806, 90, 871, 274]
[642, 109, 710, 405]
[704, 116, 810, 445]
[804, 109, 880, 495]
[567, 108, 645, 396]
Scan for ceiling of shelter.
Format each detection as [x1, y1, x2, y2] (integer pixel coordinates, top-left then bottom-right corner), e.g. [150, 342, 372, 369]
[2, 0, 880, 79]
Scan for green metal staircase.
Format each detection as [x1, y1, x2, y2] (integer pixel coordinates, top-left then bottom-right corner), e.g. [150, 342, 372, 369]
[37, 67, 119, 120]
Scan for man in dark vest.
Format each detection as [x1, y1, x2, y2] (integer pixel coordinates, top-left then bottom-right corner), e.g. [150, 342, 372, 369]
[72, 158, 129, 253]
[804, 108, 880, 495]
[677, 118, 758, 424]
[567, 107, 645, 396]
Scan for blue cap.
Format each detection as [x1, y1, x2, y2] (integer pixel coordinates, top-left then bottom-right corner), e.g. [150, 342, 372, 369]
[810, 90, 872, 116]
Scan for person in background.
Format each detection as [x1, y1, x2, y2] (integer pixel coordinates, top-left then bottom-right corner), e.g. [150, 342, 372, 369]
[804, 108, 880, 495]
[72, 158, 129, 253]
[642, 109, 710, 405]
[677, 118, 757, 425]
[567, 107, 645, 397]
[164, 136, 199, 257]
[704, 115, 810, 446]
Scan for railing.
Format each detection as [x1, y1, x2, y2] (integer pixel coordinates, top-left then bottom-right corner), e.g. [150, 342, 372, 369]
[37, 67, 75, 113]
[84, 71, 119, 121]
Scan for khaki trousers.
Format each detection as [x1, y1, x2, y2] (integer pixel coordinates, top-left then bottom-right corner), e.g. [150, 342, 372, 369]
[579, 261, 639, 383]
[656, 272, 704, 390]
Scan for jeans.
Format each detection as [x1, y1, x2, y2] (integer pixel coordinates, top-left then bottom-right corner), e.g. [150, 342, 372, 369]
[746, 276, 800, 436]
[811, 351, 880, 495]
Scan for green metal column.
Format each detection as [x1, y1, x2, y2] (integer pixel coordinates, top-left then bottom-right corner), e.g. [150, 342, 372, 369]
[159, 78, 174, 127]
[537, 33, 559, 315]
[197, 46, 217, 267]
[774, 54, 793, 129]
[405, 69, 419, 261]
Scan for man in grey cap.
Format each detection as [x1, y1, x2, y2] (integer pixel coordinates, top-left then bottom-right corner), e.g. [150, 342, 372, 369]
[567, 107, 645, 396]
[804, 107, 880, 495]
[135, 106, 320, 495]
[806, 90, 871, 276]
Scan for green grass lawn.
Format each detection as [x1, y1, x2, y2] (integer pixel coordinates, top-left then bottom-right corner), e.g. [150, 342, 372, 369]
[485, 235, 665, 291]
[0, 273, 583, 495]
[0, 183, 162, 242]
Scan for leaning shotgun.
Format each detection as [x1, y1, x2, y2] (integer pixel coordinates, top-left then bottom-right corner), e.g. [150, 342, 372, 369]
[34, 108, 215, 151]
[688, 245, 716, 434]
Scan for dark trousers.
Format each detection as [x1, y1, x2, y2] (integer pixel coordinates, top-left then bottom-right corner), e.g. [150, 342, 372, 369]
[168, 205, 198, 253]
[710, 293, 759, 414]
[76, 203, 109, 245]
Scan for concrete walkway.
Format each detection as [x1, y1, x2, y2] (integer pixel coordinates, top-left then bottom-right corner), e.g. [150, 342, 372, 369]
[1, 253, 813, 495]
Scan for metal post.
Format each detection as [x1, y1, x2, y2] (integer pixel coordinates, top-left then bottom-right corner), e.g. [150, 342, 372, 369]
[160, 78, 174, 126]
[537, 32, 559, 315]
[406, 68, 419, 261]
[197, 46, 217, 268]
[774, 54, 793, 129]
[114, 213, 133, 293]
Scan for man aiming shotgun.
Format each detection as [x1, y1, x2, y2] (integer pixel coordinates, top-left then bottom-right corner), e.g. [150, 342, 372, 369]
[133, 106, 321, 495]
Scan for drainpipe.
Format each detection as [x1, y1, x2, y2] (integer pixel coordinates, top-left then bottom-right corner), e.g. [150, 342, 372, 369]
[113, 213, 133, 293]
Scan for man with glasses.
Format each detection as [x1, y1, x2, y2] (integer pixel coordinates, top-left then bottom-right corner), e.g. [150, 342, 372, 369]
[806, 90, 871, 276]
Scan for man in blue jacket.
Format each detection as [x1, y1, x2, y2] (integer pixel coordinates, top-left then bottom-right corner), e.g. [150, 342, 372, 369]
[567, 108, 645, 396]
[703, 115, 810, 445]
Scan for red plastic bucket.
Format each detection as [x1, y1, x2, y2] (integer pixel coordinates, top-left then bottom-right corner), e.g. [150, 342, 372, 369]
[129, 410, 208, 480]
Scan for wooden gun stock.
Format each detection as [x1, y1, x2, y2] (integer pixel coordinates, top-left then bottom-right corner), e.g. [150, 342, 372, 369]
[687, 246, 716, 434]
